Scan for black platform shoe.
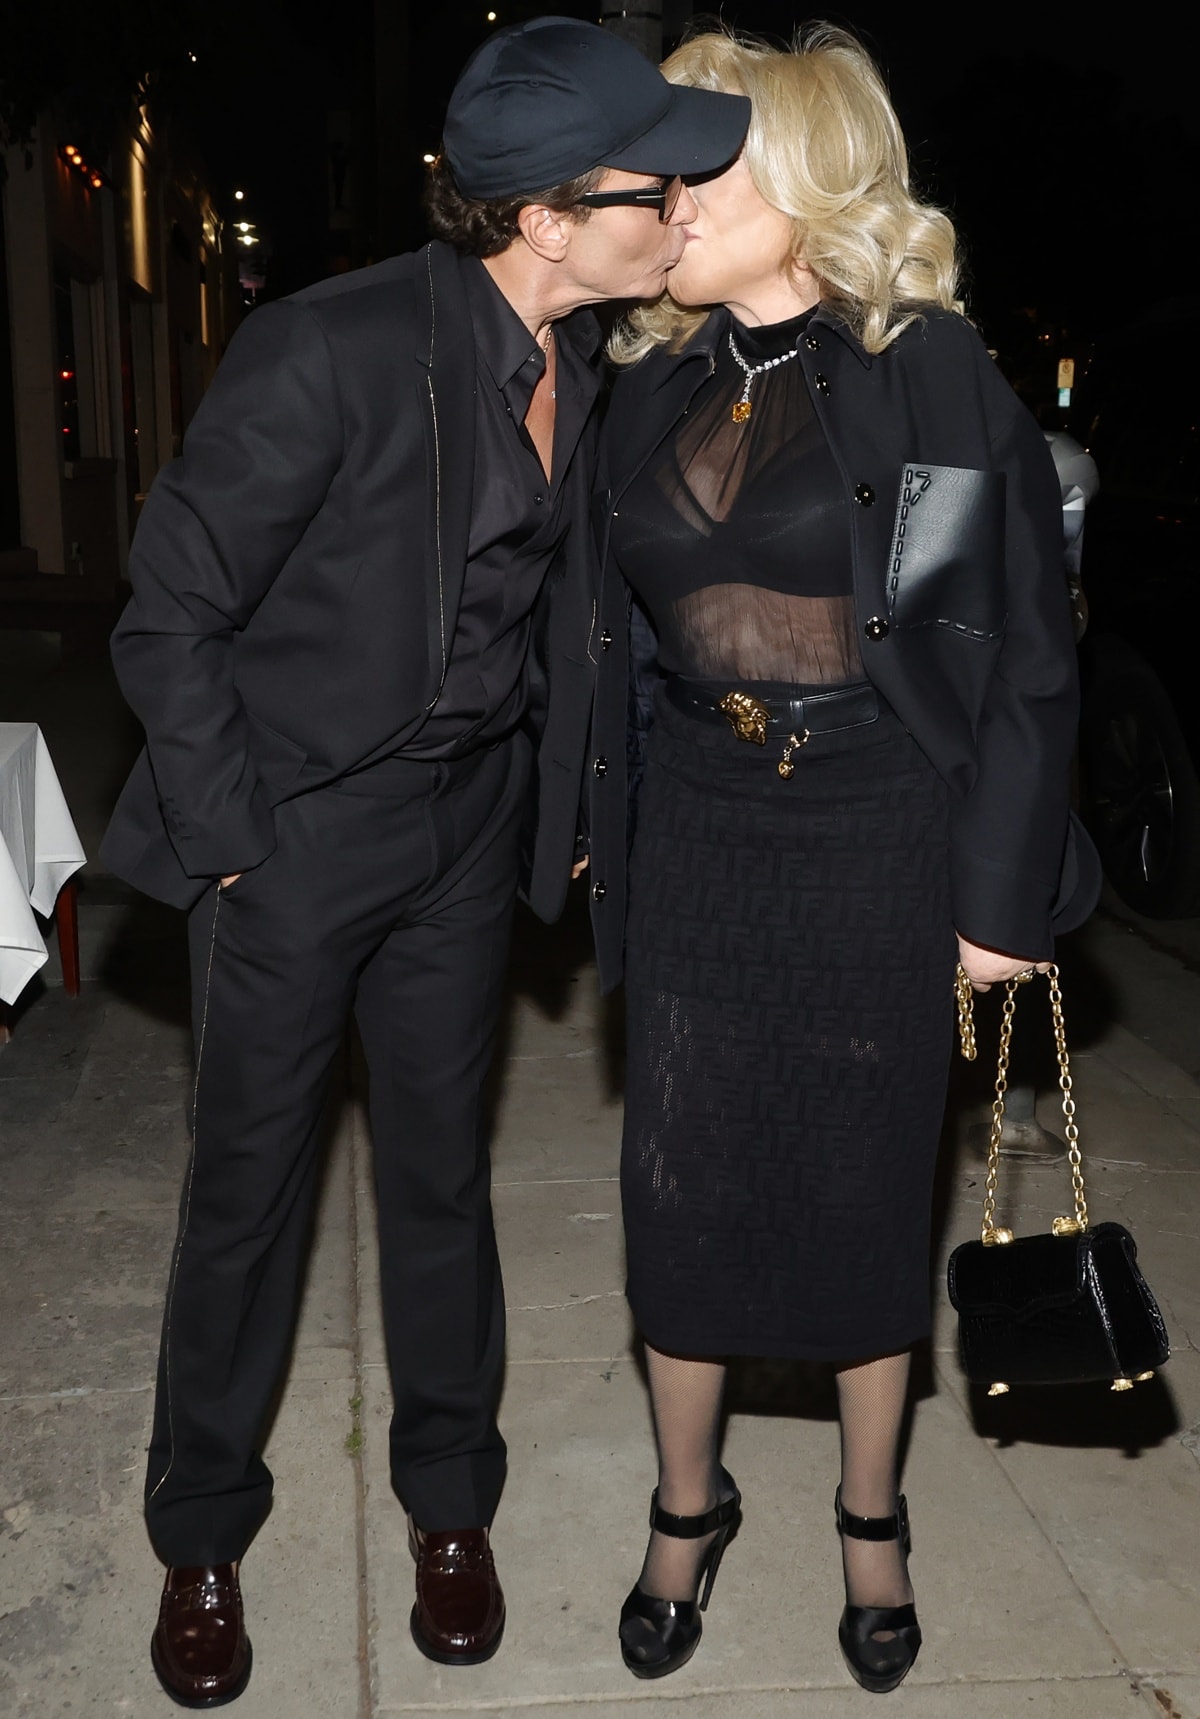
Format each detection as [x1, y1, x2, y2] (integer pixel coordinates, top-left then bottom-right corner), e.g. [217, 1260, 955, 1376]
[835, 1485, 922, 1694]
[618, 1468, 741, 1679]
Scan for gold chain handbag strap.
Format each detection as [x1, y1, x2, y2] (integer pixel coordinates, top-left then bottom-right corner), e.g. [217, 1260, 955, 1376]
[954, 962, 1089, 1244]
[954, 963, 977, 1061]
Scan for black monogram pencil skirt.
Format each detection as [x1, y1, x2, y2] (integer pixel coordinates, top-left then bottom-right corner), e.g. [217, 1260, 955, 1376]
[621, 684, 957, 1361]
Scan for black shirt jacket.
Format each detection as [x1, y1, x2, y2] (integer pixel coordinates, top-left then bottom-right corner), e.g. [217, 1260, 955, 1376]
[586, 305, 1100, 994]
[409, 257, 599, 757]
[101, 241, 601, 926]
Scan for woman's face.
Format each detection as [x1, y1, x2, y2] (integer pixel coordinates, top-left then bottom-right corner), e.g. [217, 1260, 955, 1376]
[669, 152, 817, 323]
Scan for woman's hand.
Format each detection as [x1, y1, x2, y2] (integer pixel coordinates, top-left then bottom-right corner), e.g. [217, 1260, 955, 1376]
[956, 933, 1050, 993]
[571, 856, 590, 880]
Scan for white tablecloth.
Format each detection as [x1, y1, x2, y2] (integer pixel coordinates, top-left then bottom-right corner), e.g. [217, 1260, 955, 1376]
[0, 723, 87, 1005]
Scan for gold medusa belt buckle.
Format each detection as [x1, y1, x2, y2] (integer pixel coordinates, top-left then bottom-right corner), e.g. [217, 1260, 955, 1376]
[718, 690, 771, 745]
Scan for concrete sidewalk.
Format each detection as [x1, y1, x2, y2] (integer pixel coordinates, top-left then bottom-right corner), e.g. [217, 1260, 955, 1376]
[2, 878, 1199, 1719]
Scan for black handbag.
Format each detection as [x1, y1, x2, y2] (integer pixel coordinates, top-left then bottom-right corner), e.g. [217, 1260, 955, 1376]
[946, 965, 1169, 1395]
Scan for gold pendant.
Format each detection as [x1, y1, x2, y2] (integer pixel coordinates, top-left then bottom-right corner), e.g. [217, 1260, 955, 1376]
[731, 400, 752, 424]
[778, 730, 809, 778]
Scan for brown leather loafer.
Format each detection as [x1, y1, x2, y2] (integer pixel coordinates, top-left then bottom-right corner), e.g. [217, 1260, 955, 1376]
[409, 1525, 505, 1665]
[151, 1564, 253, 1708]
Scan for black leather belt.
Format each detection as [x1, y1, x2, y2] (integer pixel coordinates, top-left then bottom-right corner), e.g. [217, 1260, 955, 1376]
[665, 678, 879, 740]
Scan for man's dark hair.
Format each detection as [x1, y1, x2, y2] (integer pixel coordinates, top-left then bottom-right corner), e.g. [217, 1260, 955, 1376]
[424, 154, 603, 258]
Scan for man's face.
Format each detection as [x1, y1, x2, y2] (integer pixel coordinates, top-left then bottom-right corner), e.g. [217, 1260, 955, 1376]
[561, 168, 698, 303]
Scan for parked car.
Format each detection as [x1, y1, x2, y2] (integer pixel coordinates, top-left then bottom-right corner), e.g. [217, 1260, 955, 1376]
[1071, 301, 1200, 917]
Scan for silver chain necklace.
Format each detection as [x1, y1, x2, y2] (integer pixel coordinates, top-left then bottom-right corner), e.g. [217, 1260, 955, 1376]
[727, 329, 800, 424]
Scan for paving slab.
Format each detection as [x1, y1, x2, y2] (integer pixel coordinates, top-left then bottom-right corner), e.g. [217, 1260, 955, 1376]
[490, 1052, 624, 1185]
[361, 1358, 662, 1713]
[220, 1379, 363, 1719]
[0, 1094, 188, 1216]
[0, 951, 364, 1717]
[349, 1102, 388, 1376]
[476, 971, 624, 1189]
[360, 1346, 1123, 1713]
[0, 984, 192, 1216]
[384, 1681, 1150, 1719]
[972, 1344, 1200, 1679]
[500, 978, 608, 1059]
[353, 1155, 628, 1371]
[1070, 913, 1200, 1089]
[0, 1366, 361, 1719]
[4, 783, 1200, 1718]
[287, 1098, 358, 1384]
[494, 1179, 629, 1366]
[1137, 1679, 1200, 1719]
[0, 1208, 172, 1397]
[0, 1122, 352, 1403]
[0, 1387, 159, 1719]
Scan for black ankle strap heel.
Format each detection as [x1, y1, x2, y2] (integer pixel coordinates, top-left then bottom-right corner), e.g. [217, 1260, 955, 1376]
[834, 1485, 922, 1694]
[619, 1467, 741, 1679]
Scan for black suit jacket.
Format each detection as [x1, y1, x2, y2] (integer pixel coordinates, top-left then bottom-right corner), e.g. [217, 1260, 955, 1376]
[587, 305, 1099, 992]
[102, 242, 599, 922]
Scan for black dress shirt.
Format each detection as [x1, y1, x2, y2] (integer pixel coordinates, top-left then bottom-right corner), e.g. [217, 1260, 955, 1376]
[405, 258, 601, 757]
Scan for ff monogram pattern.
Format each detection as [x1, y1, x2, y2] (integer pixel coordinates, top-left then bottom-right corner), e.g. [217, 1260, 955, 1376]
[621, 694, 957, 1360]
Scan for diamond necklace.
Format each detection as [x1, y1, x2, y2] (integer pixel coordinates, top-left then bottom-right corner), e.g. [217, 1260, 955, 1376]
[727, 329, 801, 423]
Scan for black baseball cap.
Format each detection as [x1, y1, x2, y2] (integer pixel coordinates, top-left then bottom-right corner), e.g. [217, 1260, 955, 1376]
[443, 17, 750, 200]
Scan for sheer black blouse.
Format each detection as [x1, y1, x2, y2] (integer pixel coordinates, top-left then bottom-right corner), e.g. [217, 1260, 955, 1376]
[611, 306, 863, 686]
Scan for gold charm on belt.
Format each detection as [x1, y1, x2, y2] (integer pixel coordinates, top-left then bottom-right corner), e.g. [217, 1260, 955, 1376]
[777, 730, 809, 778]
[718, 690, 771, 745]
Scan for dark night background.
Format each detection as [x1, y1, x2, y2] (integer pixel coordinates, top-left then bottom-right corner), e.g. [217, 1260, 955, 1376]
[4, 0, 1198, 407]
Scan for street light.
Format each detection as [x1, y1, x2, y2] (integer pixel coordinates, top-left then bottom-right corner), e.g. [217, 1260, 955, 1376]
[234, 189, 245, 202]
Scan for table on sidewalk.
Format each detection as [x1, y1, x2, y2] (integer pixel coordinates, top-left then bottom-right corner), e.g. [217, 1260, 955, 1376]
[0, 722, 86, 1035]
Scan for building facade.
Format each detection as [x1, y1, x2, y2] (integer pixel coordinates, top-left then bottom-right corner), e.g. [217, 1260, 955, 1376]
[0, 103, 237, 641]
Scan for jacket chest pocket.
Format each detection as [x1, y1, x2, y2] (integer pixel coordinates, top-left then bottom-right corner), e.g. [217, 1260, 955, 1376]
[886, 464, 1006, 639]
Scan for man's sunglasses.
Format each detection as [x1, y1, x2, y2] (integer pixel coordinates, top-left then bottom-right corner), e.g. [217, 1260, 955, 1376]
[574, 176, 684, 223]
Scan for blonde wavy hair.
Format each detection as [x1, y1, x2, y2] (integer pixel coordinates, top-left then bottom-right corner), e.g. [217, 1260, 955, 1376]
[611, 23, 963, 364]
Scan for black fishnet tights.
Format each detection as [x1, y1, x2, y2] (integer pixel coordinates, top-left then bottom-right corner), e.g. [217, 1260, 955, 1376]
[636, 1343, 914, 1628]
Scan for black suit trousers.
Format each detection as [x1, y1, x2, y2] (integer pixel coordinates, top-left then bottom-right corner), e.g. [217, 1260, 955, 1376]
[144, 738, 527, 1564]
